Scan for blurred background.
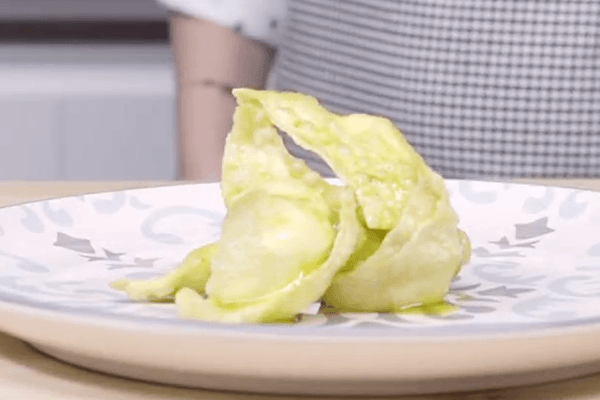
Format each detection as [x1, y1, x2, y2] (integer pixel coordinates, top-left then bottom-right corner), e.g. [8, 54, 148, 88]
[0, 0, 177, 180]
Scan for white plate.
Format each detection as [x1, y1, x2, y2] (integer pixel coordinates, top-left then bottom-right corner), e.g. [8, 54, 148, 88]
[1, 180, 600, 396]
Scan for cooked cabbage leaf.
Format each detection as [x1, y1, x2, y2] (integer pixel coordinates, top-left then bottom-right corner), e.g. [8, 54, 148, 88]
[112, 87, 471, 322]
[110, 242, 217, 301]
[205, 184, 336, 304]
[175, 189, 362, 323]
[323, 188, 466, 311]
[233, 89, 471, 311]
[206, 91, 346, 307]
[233, 88, 447, 231]
[220, 96, 332, 209]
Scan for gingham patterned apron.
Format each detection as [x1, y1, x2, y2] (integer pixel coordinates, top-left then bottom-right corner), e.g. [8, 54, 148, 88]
[274, 0, 600, 178]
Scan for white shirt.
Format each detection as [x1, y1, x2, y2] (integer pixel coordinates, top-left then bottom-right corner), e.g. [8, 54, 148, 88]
[156, 0, 287, 47]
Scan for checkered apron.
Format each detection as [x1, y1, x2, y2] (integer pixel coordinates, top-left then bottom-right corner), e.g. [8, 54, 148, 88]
[273, 0, 600, 178]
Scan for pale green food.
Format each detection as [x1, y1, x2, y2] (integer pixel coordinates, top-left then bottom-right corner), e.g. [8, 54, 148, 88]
[114, 91, 354, 322]
[323, 186, 467, 311]
[176, 188, 361, 323]
[111, 243, 216, 301]
[233, 89, 444, 231]
[206, 186, 335, 305]
[220, 97, 334, 209]
[112, 88, 471, 323]
[235, 89, 471, 311]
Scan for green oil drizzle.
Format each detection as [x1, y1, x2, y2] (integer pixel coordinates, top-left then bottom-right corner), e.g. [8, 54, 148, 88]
[317, 300, 458, 316]
[396, 301, 457, 316]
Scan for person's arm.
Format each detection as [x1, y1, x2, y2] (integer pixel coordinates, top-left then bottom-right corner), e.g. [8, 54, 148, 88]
[170, 14, 275, 181]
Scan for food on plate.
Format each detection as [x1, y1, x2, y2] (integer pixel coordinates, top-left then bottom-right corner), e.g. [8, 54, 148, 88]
[112, 89, 471, 323]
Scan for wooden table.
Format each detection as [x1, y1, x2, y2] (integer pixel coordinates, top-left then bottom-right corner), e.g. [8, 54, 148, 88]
[1, 180, 600, 400]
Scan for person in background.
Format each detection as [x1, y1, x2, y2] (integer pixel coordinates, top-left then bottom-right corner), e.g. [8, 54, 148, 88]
[166, 0, 283, 181]
[163, 0, 600, 182]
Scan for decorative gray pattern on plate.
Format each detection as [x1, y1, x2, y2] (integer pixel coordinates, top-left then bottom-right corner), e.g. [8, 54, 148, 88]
[1, 180, 599, 336]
